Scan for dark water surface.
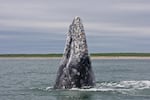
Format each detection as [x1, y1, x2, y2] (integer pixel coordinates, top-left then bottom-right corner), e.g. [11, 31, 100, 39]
[1, 58, 150, 100]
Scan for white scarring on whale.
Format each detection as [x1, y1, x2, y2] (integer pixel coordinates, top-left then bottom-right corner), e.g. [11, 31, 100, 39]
[54, 16, 95, 89]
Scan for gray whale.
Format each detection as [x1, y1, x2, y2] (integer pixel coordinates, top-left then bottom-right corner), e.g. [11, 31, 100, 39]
[54, 16, 95, 89]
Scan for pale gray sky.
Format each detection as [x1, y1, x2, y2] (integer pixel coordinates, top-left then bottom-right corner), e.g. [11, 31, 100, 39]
[0, 0, 150, 53]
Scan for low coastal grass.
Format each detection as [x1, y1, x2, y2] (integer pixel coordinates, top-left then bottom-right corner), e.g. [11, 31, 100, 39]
[0, 53, 150, 57]
[0, 54, 62, 57]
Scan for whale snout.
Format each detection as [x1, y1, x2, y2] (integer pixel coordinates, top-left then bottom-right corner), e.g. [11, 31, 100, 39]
[54, 17, 95, 89]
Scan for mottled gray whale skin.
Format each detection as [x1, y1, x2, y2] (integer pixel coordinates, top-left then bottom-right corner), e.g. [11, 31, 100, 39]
[54, 17, 95, 89]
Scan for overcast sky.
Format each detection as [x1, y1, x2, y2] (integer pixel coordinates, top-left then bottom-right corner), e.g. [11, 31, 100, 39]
[0, 0, 150, 54]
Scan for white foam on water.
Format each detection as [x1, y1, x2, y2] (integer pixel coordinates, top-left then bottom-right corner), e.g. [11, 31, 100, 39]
[46, 86, 53, 91]
[30, 80, 150, 95]
[69, 80, 150, 92]
[119, 80, 150, 89]
[71, 88, 116, 92]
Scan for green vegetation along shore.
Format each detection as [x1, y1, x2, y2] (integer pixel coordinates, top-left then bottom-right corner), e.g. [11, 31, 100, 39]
[0, 53, 150, 57]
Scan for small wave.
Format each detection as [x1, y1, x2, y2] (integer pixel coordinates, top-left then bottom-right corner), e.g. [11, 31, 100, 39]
[46, 86, 54, 91]
[29, 86, 53, 92]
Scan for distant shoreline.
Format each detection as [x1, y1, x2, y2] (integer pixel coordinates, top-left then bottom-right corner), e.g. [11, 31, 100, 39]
[0, 53, 150, 59]
[91, 56, 150, 59]
[1, 53, 150, 57]
[0, 56, 150, 60]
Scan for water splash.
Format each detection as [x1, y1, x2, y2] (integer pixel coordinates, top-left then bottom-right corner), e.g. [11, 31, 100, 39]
[70, 80, 150, 92]
[29, 80, 150, 96]
[97, 80, 150, 90]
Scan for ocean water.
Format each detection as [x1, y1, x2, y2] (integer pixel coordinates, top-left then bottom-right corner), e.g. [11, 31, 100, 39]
[1, 58, 150, 100]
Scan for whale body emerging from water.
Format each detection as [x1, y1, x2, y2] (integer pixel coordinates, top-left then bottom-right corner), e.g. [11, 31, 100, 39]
[54, 17, 95, 89]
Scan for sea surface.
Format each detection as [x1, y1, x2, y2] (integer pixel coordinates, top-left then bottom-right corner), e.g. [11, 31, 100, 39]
[1, 58, 150, 100]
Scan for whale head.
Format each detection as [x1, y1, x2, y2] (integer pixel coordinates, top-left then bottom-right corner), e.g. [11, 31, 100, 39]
[54, 17, 95, 89]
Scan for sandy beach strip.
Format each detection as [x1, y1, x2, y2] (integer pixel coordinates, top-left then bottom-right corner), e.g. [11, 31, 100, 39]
[0, 56, 150, 60]
[91, 56, 150, 60]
